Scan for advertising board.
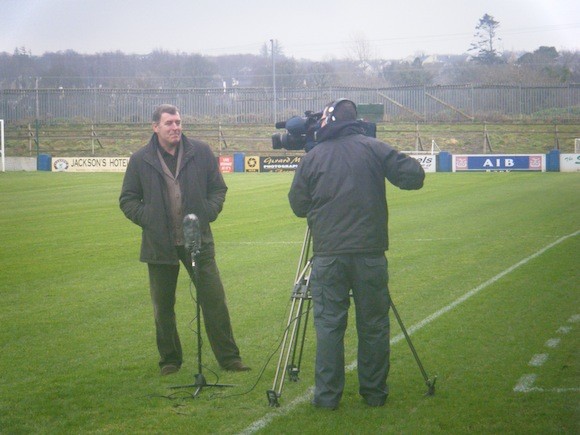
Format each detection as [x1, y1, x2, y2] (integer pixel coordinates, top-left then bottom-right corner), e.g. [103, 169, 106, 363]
[453, 154, 546, 172]
[410, 154, 436, 173]
[219, 155, 233, 173]
[244, 155, 302, 172]
[560, 154, 580, 172]
[52, 157, 129, 172]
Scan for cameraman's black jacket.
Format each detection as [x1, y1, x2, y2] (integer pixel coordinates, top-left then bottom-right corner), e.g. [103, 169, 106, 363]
[288, 121, 425, 255]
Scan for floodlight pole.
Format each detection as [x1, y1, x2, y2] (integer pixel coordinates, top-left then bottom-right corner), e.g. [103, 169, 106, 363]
[35, 77, 41, 157]
[1, 119, 5, 172]
[271, 39, 277, 124]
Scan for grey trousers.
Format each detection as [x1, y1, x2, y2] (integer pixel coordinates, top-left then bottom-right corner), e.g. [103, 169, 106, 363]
[309, 253, 391, 407]
[147, 246, 241, 369]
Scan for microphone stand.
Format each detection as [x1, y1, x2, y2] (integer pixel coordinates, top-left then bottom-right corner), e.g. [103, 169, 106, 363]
[169, 232, 235, 397]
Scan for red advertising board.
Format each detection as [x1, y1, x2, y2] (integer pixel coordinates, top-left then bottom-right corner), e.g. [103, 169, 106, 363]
[219, 155, 233, 173]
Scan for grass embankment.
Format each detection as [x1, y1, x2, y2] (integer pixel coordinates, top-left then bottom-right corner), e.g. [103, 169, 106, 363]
[4, 122, 580, 157]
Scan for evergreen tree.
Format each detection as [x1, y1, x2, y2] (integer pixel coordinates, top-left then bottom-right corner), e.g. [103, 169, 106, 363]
[469, 13, 503, 64]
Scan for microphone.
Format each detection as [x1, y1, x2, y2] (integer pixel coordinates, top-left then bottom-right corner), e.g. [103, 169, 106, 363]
[183, 214, 201, 256]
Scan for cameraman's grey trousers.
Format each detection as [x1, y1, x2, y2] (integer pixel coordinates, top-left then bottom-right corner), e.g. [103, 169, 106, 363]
[309, 254, 391, 409]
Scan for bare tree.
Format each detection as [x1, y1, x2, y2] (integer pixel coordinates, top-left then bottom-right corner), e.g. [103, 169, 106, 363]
[304, 62, 336, 88]
[348, 32, 375, 65]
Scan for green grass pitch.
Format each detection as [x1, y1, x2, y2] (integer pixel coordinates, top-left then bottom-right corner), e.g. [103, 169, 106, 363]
[0, 171, 578, 433]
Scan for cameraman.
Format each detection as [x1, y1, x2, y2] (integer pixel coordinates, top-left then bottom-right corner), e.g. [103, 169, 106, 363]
[288, 99, 425, 409]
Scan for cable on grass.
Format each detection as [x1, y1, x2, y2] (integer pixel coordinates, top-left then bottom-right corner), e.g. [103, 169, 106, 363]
[148, 293, 312, 402]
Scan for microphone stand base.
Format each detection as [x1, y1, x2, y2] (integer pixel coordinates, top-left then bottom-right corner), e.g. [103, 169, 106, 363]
[170, 373, 236, 398]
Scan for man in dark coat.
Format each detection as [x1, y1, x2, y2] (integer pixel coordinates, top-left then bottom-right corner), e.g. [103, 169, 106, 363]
[120, 104, 249, 375]
[288, 99, 425, 409]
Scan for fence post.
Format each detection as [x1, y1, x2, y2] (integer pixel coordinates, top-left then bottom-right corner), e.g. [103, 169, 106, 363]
[415, 123, 423, 151]
[483, 123, 493, 153]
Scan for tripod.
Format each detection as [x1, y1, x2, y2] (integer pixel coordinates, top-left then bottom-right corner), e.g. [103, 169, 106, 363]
[266, 228, 436, 407]
[267, 228, 313, 407]
[170, 215, 234, 397]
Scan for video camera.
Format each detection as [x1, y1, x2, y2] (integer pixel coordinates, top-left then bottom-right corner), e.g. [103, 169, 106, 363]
[271, 110, 377, 152]
[271, 111, 321, 152]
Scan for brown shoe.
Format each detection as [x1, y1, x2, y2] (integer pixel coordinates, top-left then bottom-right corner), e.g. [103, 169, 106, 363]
[222, 361, 251, 372]
[160, 364, 180, 376]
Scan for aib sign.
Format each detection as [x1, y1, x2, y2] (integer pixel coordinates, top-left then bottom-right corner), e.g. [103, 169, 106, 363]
[453, 154, 545, 172]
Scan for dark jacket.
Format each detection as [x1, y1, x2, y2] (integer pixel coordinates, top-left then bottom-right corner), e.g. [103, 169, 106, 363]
[119, 133, 226, 264]
[288, 121, 425, 256]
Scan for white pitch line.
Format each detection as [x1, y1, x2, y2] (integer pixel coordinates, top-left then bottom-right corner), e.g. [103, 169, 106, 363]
[545, 338, 561, 348]
[527, 387, 580, 393]
[557, 326, 572, 334]
[221, 241, 303, 245]
[237, 387, 314, 435]
[238, 229, 579, 435]
[514, 374, 580, 393]
[529, 354, 549, 367]
[222, 234, 567, 246]
[514, 374, 538, 392]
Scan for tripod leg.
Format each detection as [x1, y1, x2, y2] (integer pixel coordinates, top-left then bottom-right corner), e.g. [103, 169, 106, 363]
[267, 288, 310, 407]
[268, 234, 313, 406]
[390, 299, 436, 396]
[287, 303, 303, 382]
[267, 227, 313, 407]
[268, 297, 300, 407]
[290, 297, 311, 381]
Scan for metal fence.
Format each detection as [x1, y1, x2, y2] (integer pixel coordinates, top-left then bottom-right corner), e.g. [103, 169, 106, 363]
[1, 84, 578, 124]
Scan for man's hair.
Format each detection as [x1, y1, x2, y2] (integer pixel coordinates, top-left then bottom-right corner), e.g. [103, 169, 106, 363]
[152, 104, 179, 123]
[328, 100, 357, 122]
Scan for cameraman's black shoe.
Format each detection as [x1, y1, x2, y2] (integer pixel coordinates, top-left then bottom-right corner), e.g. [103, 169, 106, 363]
[362, 396, 387, 407]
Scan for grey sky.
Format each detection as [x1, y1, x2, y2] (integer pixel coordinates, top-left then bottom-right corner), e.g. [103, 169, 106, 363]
[1, 0, 578, 59]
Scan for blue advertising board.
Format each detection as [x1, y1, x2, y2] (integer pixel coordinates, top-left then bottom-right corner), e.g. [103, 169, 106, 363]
[453, 154, 545, 172]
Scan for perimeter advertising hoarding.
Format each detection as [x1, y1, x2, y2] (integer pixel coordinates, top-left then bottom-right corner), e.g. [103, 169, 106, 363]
[52, 157, 129, 172]
[219, 155, 233, 173]
[560, 154, 580, 172]
[244, 154, 436, 173]
[244, 155, 302, 172]
[452, 154, 546, 172]
[53, 156, 236, 173]
[410, 154, 436, 173]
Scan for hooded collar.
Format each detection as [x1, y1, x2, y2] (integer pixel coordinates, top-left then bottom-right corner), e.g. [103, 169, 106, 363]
[315, 120, 364, 143]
